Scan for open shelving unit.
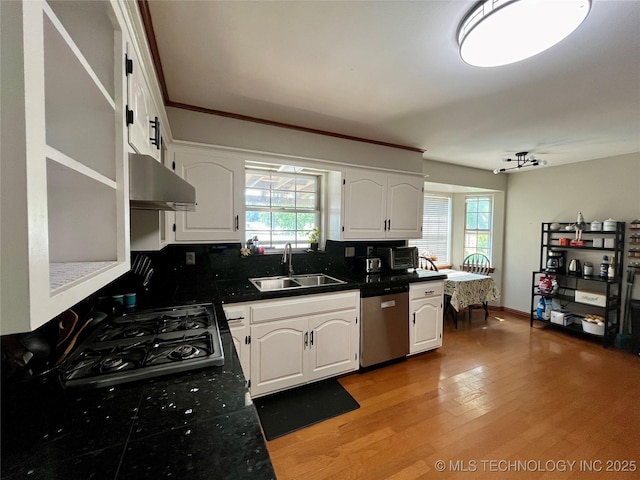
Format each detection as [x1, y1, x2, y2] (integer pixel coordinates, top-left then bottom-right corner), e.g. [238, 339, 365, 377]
[1, 0, 130, 334]
[530, 222, 625, 343]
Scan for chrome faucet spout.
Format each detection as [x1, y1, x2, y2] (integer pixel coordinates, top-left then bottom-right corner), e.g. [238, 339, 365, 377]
[282, 242, 294, 276]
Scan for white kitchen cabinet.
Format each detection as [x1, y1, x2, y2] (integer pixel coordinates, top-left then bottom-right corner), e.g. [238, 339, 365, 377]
[409, 282, 444, 354]
[248, 291, 360, 397]
[250, 317, 307, 397]
[307, 311, 360, 381]
[1, 0, 130, 334]
[125, 39, 161, 160]
[223, 304, 250, 379]
[341, 168, 424, 240]
[172, 144, 244, 243]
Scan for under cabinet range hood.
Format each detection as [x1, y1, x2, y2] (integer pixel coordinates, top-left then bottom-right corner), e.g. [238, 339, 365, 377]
[129, 154, 196, 211]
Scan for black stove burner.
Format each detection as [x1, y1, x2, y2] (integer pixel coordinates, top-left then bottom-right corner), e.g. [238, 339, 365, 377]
[99, 356, 136, 372]
[61, 304, 224, 390]
[123, 327, 153, 338]
[168, 344, 200, 360]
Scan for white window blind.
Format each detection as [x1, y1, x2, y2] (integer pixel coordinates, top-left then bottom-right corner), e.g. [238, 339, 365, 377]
[409, 193, 451, 264]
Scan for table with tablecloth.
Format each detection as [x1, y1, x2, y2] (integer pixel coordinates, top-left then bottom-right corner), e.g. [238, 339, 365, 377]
[440, 269, 501, 326]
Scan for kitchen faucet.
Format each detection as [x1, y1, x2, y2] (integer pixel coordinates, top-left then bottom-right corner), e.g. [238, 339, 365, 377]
[282, 242, 294, 276]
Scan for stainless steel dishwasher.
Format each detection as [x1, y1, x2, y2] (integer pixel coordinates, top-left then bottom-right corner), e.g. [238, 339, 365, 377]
[360, 284, 409, 368]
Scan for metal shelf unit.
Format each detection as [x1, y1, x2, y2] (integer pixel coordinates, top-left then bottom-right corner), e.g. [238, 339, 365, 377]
[530, 222, 625, 343]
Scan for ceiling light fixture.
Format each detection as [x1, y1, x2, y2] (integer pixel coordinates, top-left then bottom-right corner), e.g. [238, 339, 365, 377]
[458, 0, 591, 67]
[493, 151, 547, 174]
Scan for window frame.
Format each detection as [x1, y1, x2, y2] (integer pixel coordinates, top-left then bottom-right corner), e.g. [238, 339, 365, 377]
[463, 194, 494, 262]
[244, 167, 322, 251]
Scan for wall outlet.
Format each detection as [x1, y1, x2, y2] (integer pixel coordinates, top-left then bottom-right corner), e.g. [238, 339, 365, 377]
[186, 252, 196, 265]
[345, 247, 355, 258]
[366, 246, 374, 257]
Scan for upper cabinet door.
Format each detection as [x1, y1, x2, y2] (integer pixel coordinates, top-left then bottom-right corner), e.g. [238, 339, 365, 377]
[125, 42, 156, 158]
[341, 168, 424, 240]
[342, 170, 387, 239]
[173, 145, 244, 242]
[386, 173, 424, 239]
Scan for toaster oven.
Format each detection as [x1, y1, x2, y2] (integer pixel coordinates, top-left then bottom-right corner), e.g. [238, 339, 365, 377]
[378, 247, 418, 270]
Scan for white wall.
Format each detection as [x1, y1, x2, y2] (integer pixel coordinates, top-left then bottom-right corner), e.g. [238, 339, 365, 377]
[167, 106, 424, 173]
[503, 152, 640, 314]
[423, 159, 507, 191]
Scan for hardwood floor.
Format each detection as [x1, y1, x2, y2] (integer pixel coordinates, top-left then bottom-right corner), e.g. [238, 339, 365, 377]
[265, 310, 640, 479]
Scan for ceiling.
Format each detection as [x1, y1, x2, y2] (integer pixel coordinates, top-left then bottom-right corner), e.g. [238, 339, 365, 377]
[144, 0, 640, 172]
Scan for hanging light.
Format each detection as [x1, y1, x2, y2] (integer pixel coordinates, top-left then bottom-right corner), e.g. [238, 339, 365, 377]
[493, 151, 547, 174]
[458, 0, 591, 67]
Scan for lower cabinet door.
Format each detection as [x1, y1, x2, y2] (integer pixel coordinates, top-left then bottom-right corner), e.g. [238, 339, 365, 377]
[308, 310, 358, 381]
[250, 318, 306, 397]
[410, 297, 443, 354]
[228, 322, 250, 380]
[224, 305, 250, 380]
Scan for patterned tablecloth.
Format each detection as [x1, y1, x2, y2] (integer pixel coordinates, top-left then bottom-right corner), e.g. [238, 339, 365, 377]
[441, 269, 501, 312]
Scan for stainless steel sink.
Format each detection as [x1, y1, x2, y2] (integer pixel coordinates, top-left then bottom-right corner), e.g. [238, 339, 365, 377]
[291, 274, 345, 287]
[249, 273, 345, 292]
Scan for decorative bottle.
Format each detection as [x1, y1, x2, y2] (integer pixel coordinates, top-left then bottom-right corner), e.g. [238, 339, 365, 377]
[599, 255, 609, 279]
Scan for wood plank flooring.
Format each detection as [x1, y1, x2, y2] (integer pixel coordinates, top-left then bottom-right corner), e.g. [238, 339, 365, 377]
[265, 310, 640, 479]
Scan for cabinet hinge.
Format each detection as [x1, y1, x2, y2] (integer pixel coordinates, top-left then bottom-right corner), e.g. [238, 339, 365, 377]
[172, 224, 176, 233]
[355, 316, 358, 324]
[247, 379, 251, 388]
[172, 161, 176, 171]
[343, 179, 346, 185]
[342, 226, 345, 232]
[125, 107, 134, 126]
[125, 54, 133, 76]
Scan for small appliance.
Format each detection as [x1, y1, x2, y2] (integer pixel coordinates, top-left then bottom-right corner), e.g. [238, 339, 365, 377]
[568, 258, 581, 274]
[546, 250, 566, 273]
[378, 247, 418, 271]
[364, 257, 382, 273]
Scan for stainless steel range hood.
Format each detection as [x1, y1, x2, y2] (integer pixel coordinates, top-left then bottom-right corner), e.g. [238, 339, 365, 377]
[129, 153, 196, 211]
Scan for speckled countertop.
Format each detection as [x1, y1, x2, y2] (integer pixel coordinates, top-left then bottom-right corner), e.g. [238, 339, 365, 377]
[1, 266, 445, 479]
[215, 268, 446, 304]
[0, 304, 276, 480]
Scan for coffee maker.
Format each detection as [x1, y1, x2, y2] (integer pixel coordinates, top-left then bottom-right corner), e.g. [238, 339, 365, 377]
[546, 250, 566, 274]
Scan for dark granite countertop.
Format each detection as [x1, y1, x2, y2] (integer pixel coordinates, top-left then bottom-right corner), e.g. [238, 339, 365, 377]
[216, 269, 446, 304]
[1, 305, 276, 480]
[1, 263, 445, 479]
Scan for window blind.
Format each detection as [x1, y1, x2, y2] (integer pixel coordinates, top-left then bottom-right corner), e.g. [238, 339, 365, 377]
[409, 194, 451, 264]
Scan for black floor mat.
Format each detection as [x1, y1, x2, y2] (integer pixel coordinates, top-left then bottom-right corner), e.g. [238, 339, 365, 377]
[254, 378, 360, 441]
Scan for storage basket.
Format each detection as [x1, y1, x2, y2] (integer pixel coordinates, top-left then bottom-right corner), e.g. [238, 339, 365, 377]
[581, 319, 605, 336]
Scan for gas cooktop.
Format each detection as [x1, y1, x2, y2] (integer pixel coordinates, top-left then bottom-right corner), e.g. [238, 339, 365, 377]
[61, 304, 224, 390]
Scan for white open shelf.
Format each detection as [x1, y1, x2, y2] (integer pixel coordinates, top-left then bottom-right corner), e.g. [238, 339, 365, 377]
[43, 6, 116, 181]
[50, 261, 119, 293]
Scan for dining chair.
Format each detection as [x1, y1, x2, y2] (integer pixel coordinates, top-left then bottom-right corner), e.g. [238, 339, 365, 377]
[461, 253, 491, 320]
[461, 253, 491, 275]
[419, 256, 438, 271]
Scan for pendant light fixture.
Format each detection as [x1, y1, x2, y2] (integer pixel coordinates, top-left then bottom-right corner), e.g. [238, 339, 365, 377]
[458, 0, 591, 67]
[493, 152, 547, 174]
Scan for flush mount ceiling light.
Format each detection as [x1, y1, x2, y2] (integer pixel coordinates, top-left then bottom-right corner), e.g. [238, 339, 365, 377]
[458, 0, 591, 67]
[493, 151, 547, 174]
